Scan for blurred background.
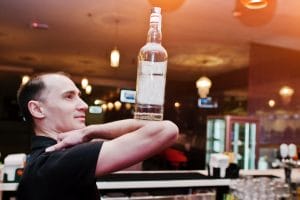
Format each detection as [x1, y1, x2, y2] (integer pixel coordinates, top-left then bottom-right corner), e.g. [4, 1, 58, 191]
[0, 0, 300, 170]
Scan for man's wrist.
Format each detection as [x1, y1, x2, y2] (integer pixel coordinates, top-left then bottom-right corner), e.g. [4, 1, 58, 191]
[83, 125, 95, 141]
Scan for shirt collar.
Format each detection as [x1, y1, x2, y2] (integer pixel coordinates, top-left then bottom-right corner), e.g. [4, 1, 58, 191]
[31, 136, 57, 151]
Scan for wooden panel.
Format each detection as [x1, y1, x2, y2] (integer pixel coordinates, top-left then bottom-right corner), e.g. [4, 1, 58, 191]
[248, 43, 300, 145]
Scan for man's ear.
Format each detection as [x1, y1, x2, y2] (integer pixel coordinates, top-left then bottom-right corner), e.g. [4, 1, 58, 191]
[28, 100, 45, 119]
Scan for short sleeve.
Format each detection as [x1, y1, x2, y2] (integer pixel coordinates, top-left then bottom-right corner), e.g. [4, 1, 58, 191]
[37, 141, 103, 186]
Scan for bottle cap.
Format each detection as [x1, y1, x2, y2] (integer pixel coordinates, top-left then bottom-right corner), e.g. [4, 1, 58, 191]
[152, 7, 161, 14]
[150, 7, 161, 27]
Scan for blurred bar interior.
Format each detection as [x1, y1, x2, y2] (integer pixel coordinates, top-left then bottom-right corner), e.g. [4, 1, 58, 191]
[0, 0, 300, 172]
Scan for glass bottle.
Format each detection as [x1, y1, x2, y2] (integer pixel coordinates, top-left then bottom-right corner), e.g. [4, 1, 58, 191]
[134, 7, 168, 121]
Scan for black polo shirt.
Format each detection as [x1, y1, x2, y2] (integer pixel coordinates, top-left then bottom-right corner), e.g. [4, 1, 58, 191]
[17, 136, 103, 200]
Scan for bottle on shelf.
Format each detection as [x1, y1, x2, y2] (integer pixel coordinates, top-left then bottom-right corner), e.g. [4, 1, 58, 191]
[134, 7, 168, 121]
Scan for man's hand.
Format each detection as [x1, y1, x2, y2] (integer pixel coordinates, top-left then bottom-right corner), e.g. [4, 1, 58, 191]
[45, 128, 89, 152]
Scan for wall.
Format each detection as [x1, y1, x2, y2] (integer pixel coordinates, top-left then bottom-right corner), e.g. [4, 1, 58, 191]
[248, 43, 300, 145]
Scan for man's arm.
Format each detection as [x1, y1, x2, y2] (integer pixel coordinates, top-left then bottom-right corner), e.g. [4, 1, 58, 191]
[46, 119, 155, 151]
[85, 119, 153, 140]
[95, 120, 178, 176]
[46, 119, 179, 176]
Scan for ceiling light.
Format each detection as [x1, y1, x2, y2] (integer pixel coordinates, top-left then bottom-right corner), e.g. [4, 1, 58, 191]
[21, 75, 30, 85]
[94, 99, 104, 105]
[107, 102, 114, 111]
[110, 48, 120, 67]
[101, 104, 108, 112]
[240, 0, 268, 9]
[174, 102, 181, 108]
[279, 86, 294, 105]
[170, 54, 224, 67]
[196, 76, 212, 98]
[110, 18, 120, 68]
[114, 101, 122, 110]
[85, 85, 92, 95]
[148, 0, 186, 12]
[81, 78, 88, 89]
[268, 99, 275, 108]
[279, 86, 294, 98]
[125, 103, 131, 110]
[30, 22, 49, 29]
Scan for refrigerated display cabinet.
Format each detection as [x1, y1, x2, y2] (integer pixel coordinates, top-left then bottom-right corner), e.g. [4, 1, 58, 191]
[206, 115, 259, 169]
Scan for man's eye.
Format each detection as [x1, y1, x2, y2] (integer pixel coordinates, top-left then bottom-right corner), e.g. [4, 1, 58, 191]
[65, 94, 74, 99]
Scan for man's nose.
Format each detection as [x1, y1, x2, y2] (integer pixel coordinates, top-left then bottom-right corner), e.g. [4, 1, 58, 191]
[78, 98, 88, 110]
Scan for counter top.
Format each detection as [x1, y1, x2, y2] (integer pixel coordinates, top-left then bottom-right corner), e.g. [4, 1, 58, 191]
[1, 169, 300, 191]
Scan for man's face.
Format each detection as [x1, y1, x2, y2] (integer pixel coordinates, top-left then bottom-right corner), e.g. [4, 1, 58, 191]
[38, 74, 88, 133]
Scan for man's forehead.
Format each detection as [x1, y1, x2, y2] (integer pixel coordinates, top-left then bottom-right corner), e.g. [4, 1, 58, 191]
[41, 74, 79, 93]
[41, 73, 70, 81]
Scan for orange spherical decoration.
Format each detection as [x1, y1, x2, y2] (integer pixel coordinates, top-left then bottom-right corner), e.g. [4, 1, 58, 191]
[148, 0, 186, 12]
[233, 0, 277, 27]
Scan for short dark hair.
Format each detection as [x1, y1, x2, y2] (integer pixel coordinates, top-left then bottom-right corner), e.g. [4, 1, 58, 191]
[17, 72, 70, 125]
[17, 75, 45, 124]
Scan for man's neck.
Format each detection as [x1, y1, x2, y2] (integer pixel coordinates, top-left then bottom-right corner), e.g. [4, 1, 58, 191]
[34, 127, 58, 140]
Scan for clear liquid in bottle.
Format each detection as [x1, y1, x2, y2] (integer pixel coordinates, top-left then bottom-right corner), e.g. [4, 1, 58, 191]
[134, 7, 168, 121]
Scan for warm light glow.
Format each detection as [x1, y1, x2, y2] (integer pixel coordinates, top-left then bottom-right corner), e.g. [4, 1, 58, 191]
[22, 75, 30, 85]
[279, 86, 294, 105]
[114, 101, 122, 110]
[268, 99, 275, 108]
[279, 86, 294, 97]
[94, 99, 103, 105]
[110, 48, 120, 67]
[81, 78, 88, 89]
[85, 85, 92, 95]
[125, 103, 132, 110]
[174, 102, 181, 108]
[31, 22, 38, 28]
[107, 102, 114, 111]
[101, 104, 107, 112]
[148, 0, 186, 12]
[240, 0, 268, 9]
[196, 76, 212, 98]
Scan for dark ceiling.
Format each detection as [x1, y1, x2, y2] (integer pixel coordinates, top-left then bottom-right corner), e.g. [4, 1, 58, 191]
[0, 0, 300, 99]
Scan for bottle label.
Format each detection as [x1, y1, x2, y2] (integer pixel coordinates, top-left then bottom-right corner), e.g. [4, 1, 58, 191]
[150, 14, 161, 31]
[136, 61, 167, 105]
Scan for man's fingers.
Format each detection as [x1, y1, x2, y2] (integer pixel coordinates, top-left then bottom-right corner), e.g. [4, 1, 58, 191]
[45, 142, 65, 152]
[57, 133, 68, 141]
[45, 146, 55, 152]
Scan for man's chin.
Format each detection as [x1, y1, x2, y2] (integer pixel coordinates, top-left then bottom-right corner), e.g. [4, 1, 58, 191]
[78, 124, 86, 128]
[74, 123, 86, 129]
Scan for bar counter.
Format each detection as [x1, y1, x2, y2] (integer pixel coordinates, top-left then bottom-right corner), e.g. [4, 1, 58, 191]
[1, 169, 300, 199]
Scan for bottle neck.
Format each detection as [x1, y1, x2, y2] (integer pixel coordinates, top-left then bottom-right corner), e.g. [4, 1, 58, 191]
[147, 22, 162, 44]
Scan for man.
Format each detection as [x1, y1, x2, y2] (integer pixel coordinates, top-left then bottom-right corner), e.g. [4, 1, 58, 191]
[16, 72, 178, 200]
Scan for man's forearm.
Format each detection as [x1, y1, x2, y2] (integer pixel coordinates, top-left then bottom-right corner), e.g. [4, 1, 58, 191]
[85, 119, 148, 140]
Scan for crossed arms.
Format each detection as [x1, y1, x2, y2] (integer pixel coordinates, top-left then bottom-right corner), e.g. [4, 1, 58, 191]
[46, 119, 179, 176]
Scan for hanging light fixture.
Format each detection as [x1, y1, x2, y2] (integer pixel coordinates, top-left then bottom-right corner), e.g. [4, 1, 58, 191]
[148, 0, 186, 12]
[196, 76, 212, 98]
[85, 85, 92, 95]
[21, 75, 30, 85]
[174, 102, 181, 108]
[110, 47, 120, 67]
[240, 0, 268, 9]
[114, 101, 122, 111]
[94, 99, 104, 105]
[107, 102, 114, 111]
[268, 99, 276, 108]
[279, 86, 294, 105]
[110, 18, 120, 68]
[125, 103, 131, 110]
[81, 78, 88, 89]
[101, 104, 108, 112]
